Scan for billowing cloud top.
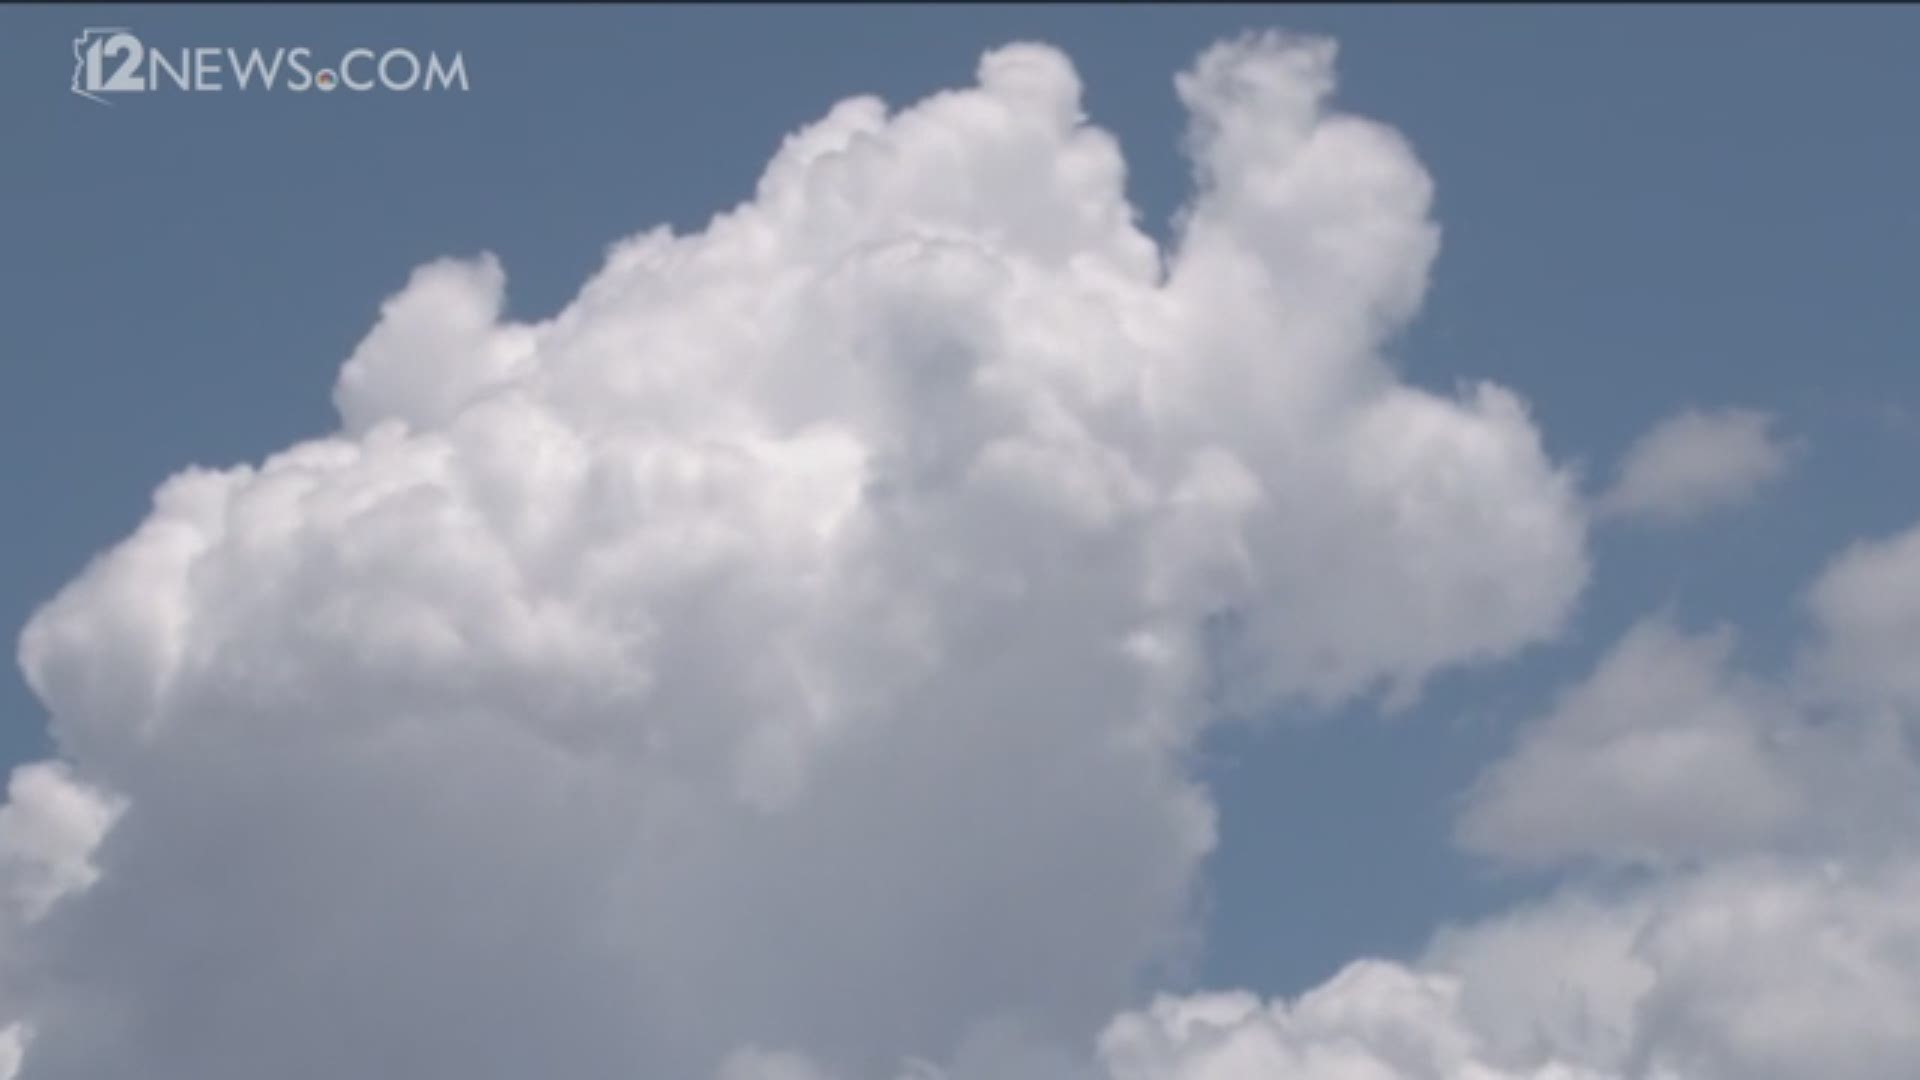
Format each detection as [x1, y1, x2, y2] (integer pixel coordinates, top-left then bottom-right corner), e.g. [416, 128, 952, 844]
[7, 32, 1588, 1080]
[31, 27, 1918, 1080]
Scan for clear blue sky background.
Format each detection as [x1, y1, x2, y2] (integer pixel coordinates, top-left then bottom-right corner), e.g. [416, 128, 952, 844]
[3, 4, 1917, 999]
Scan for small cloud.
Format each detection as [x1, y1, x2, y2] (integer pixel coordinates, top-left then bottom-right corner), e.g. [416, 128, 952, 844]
[1802, 520, 1920, 713]
[1594, 407, 1797, 525]
[1453, 618, 1806, 869]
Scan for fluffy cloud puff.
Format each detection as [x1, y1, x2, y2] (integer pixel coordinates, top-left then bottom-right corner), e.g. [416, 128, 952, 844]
[1095, 962, 1612, 1080]
[1451, 618, 1920, 871]
[1458, 519, 1920, 874]
[1595, 407, 1795, 525]
[7, 33, 1587, 1080]
[1412, 854, 1920, 1080]
[1801, 522, 1920, 713]
[1453, 619, 1807, 868]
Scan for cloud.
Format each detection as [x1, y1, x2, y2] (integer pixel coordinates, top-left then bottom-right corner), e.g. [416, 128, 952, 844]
[0, 764, 120, 1078]
[1419, 855, 1920, 1080]
[16, 25, 1913, 1080]
[1458, 520, 1920, 872]
[1421, 890, 1656, 1071]
[0, 1027, 21, 1080]
[1096, 851, 1920, 1080]
[1620, 858, 1920, 1080]
[1595, 407, 1795, 524]
[5, 32, 1588, 1080]
[0, 764, 121, 927]
[1802, 521, 1920, 713]
[1095, 963, 1612, 1080]
[853, 837, 1920, 1080]
[1414, 512, 1920, 1079]
[1119, 848, 1920, 1080]
[1453, 619, 1809, 869]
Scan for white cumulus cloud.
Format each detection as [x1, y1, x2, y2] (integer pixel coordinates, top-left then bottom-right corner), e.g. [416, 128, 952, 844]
[5, 32, 1588, 1080]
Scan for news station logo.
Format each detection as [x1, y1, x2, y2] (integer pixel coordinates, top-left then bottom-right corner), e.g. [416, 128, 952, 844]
[72, 28, 469, 105]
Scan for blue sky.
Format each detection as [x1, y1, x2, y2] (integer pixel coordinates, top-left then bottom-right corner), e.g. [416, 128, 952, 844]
[3, 7, 1920, 1079]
